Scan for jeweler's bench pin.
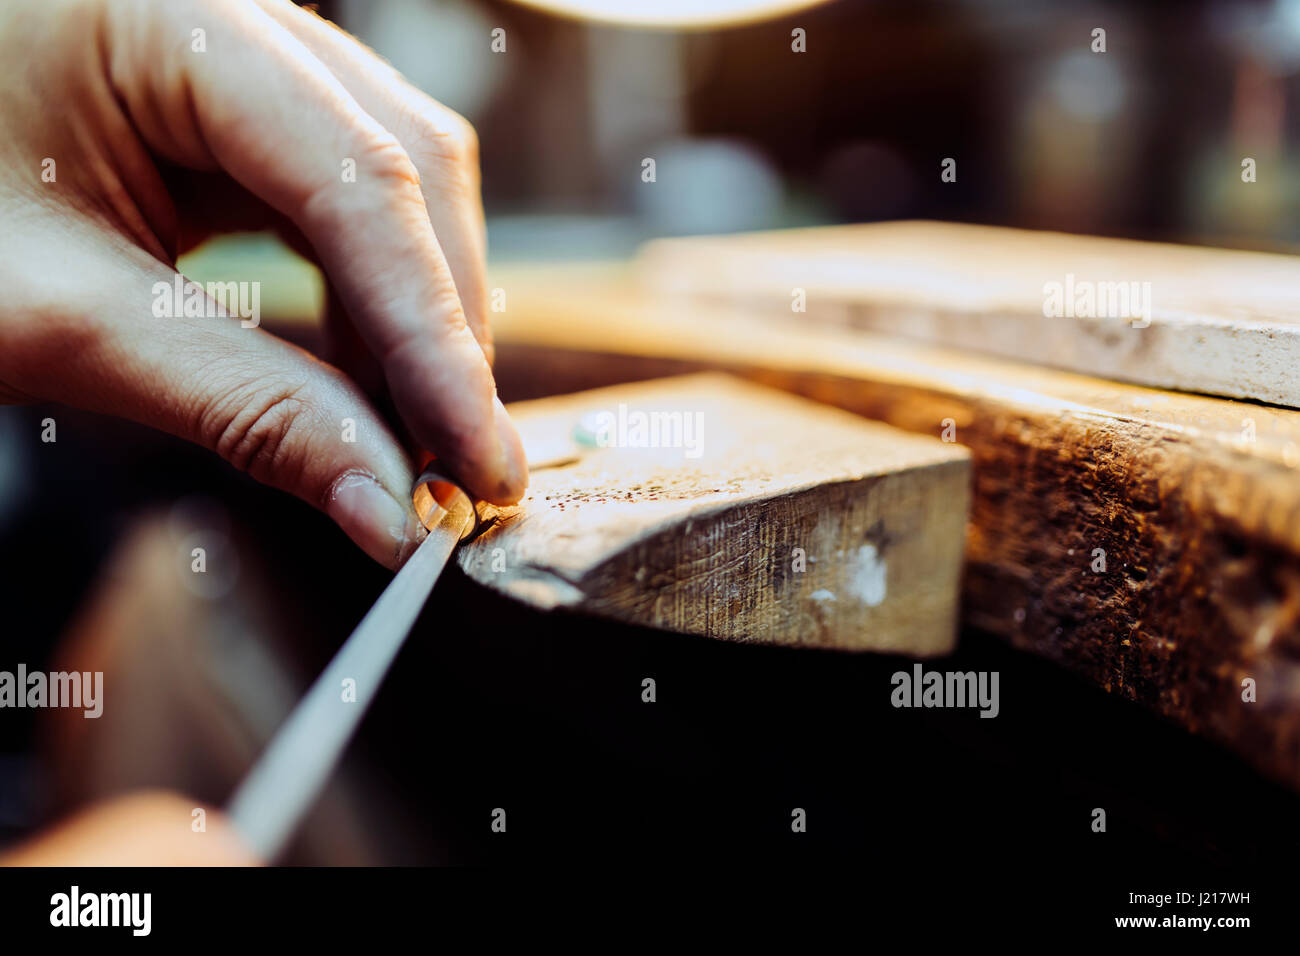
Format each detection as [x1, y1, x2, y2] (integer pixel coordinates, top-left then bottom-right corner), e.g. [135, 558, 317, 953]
[226, 467, 481, 861]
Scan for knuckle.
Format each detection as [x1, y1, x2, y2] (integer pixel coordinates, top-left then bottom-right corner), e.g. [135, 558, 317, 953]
[400, 100, 479, 169]
[200, 380, 313, 482]
[477, 329, 496, 368]
[379, 293, 471, 372]
[445, 112, 480, 165]
[432, 285, 472, 333]
[357, 129, 423, 189]
[302, 129, 424, 226]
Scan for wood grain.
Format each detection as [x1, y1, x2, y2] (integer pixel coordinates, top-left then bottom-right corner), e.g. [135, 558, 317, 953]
[635, 221, 1300, 407]
[487, 265, 1300, 790]
[458, 374, 971, 654]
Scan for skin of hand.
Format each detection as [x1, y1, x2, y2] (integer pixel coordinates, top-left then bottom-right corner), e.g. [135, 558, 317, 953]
[0, 0, 528, 568]
[0, 791, 261, 866]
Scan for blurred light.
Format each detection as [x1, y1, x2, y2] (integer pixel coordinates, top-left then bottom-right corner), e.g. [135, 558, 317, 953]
[0, 409, 31, 531]
[343, 0, 505, 119]
[630, 138, 783, 235]
[1048, 49, 1125, 121]
[1212, 0, 1300, 74]
[486, 215, 646, 260]
[510, 0, 832, 29]
[168, 498, 240, 601]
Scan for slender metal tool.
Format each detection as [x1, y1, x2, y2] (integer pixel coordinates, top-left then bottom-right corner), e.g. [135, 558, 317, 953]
[227, 468, 481, 861]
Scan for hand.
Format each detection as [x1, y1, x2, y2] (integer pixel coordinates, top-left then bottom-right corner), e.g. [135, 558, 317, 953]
[0, 791, 259, 866]
[0, 0, 528, 568]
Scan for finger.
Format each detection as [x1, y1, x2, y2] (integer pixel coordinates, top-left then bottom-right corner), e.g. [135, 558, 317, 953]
[108, 0, 524, 504]
[3, 229, 427, 570]
[252, 0, 493, 363]
[0, 791, 259, 866]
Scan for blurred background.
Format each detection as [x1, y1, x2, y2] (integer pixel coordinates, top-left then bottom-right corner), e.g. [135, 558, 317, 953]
[351, 0, 1300, 255]
[5, 0, 1300, 867]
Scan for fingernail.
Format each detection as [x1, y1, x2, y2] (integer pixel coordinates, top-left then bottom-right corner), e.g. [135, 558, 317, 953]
[327, 472, 424, 569]
[492, 395, 528, 502]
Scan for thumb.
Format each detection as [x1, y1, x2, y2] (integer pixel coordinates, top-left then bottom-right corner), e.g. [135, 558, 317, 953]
[5, 245, 425, 569]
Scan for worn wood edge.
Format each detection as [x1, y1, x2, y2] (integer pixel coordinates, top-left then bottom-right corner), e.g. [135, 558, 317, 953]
[459, 374, 971, 654]
[633, 221, 1300, 407]
[461, 462, 968, 655]
[634, 220, 1300, 325]
[491, 278, 1300, 552]
[489, 276, 1300, 789]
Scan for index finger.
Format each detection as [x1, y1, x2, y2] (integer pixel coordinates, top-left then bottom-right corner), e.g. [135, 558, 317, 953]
[111, 0, 526, 503]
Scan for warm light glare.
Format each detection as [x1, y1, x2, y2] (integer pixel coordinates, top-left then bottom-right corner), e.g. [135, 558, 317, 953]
[510, 0, 832, 29]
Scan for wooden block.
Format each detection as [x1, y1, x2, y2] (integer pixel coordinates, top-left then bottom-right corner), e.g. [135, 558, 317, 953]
[635, 221, 1300, 407]
[486, 266, 1300, 791]
[457, 373, 971, 654]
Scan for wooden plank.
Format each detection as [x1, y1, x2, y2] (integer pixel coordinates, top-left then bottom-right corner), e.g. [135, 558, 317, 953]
[634, 221, 1300, 407]
[487, 266, 1300, 790]
[457, 373, 971, 654]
